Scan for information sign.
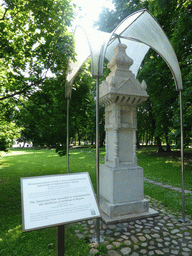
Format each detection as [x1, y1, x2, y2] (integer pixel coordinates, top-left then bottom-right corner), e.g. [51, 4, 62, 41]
[21, 172, 100, 232]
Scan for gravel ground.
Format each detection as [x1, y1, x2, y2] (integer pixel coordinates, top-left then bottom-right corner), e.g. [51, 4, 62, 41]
[73, 195, 192, 256]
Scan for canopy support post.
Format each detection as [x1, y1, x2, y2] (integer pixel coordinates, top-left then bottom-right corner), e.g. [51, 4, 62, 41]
[96, 75, 100, 244]
[67, 97, 70, 174]
[179, 89, 187, 222]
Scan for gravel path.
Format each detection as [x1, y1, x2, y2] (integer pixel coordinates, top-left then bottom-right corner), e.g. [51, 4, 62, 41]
[73, 196, 192, 255]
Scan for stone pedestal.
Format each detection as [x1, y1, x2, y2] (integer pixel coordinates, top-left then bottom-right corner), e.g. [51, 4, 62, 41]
[100, 165, 149, 218]
[99, 43, 158, 222]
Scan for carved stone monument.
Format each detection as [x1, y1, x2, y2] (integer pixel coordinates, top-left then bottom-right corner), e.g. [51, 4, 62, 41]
[99, 43, 157, 222]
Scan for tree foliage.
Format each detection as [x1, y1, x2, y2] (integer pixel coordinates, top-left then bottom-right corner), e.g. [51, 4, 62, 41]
[0, 0, 75, 150]
[95, 0, 192, 150]
[70, 63, 95, 145]
[0, 0, 74, 99]
[16, 77, 67, 147]
[1, 0, 192, 152]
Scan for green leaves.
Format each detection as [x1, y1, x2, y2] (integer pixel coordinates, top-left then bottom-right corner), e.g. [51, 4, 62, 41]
[0, 0, 75, 100]
[0, 0, 76, 150]
[96, 0, 192, 149]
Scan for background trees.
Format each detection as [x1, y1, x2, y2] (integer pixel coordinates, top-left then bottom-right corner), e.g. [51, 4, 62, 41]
[0, 0, 75, 149]
[0, 0, 74, 99]
[69, 62, 96, 146]
[1, 0, 192, 151]
[0, 0, 100, 151]
[95, 0, 192, 150]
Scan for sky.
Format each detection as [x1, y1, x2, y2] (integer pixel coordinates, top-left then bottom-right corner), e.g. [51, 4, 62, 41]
[72, 0, 114, 29]
[0, 0, 114, 30]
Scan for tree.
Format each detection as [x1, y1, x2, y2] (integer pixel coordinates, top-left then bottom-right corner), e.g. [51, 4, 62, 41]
[144, 0, 192, 149]
[170, 1, 192, 148]
[16, 77, 68, 148]
[66, 60, 107, 148]
[0, 0, 75, 100]
[94, 0, 147, 32]
[138, 51, 178, 152]
[16, 60, 99, 151]
[70, 62, 97, 146]
[137, 99, 155, 147]
[0, 0, 75, 151]
[0, 97, 23, 150]
[95, 0, 192, 150]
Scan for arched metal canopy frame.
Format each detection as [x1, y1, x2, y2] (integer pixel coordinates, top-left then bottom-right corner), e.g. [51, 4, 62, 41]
[66, 9, 186, 222]
[66, 9, 182, 92]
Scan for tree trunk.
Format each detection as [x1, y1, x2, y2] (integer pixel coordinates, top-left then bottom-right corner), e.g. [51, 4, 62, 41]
[100, 130, 105, 147]
[77, 131, 81, 146]
[165, 135, 172, 152]
[136, 133, 140, 148]
[166, 143, 172, 152]
[136, 132, 140, 148]
[156, 136, 165, 153]
[91, 135, 94, 145]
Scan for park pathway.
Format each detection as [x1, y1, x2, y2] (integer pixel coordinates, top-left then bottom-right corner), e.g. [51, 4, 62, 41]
[73, 195, 192, 256]
[69, 153, 192, 255]
[144, 178, 192, 195]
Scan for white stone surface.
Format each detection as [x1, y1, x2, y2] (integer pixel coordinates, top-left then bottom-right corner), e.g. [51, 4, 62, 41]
[99, 43, 149, 219]
[100, 165, 144, 204]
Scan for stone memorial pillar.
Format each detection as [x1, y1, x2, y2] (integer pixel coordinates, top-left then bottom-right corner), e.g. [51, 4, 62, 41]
[99, 43, 157, 221]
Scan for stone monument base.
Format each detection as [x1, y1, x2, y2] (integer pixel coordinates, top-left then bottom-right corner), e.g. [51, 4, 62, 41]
[100, 207, 158, 225]
[99, 164, 158, 223]
[100, 196, 149, 218]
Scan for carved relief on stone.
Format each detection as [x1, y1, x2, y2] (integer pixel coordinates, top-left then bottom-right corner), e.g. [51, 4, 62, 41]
[120, 106, 137, 129]
[100, 43, 149, 168]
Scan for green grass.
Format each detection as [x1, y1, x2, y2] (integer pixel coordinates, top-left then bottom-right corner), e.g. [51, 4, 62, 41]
[0, 224, 90, 256]
[0, 146, 192, 255]
[0, 148, 98, 256]
[144, 182, 192, 217]
[137, 146, 192, 218]
[137, 146, 192, 191]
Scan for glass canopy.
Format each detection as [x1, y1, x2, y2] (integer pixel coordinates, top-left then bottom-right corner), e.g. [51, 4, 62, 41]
[66, 9, 182, 98]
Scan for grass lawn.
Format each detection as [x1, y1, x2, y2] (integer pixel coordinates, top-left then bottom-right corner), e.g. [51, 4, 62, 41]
[0, 146, 192, 255]
[137, 146, 192, 218]
[0, 147, 104, 255]
[137, 146, 192, 191]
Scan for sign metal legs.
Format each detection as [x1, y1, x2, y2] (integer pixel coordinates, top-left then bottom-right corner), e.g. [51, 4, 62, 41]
[57, 225, 65, 256]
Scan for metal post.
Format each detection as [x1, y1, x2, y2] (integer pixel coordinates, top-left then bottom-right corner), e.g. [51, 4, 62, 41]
[57, 225, 65, 256]
[96, 76, 100, 244]
[67, 98, 70, 173]
[179, 90, 186, 222]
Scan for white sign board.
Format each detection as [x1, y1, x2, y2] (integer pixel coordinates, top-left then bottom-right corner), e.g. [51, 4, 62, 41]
[21, 172, 100, 232]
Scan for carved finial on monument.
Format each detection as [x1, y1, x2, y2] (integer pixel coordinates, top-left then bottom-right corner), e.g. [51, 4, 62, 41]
[107, 43, 133, 72]
[99, 43, 148, 107]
